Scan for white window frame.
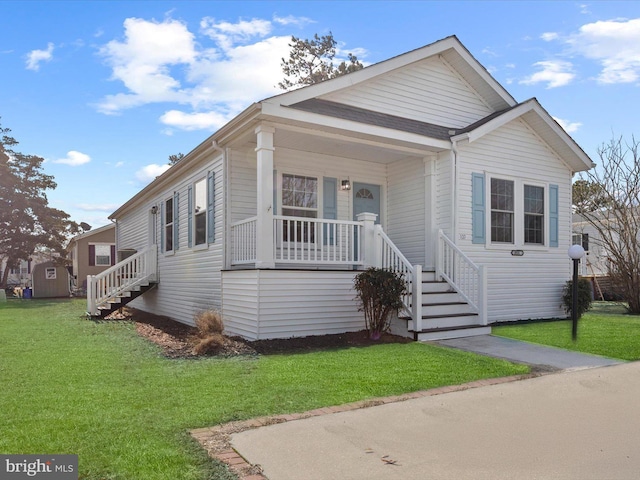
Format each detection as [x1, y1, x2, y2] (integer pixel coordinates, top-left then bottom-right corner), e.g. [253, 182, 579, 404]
[45, 267, 57, 280]
[193, 177, 208, 249]
[94, 244, 113, 266]
[486, 173, 549, 250]
[280, 172, 321, 245]
[164, 196, 174, 253]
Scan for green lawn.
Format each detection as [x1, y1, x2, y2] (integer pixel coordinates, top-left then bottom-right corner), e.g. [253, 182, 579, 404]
[493, 302, 640, 361]
[0, 299, 528, 480]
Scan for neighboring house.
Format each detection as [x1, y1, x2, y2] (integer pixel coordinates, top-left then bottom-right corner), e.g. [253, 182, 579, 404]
[31, 260, 70, 298]
[66, 223, 116, 295]
[89, 36, 593, 341]
[3, 258, 33, 288]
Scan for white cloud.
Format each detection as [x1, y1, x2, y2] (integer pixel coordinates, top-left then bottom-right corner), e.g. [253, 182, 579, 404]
[553, 117, 582, 133]
[135, 163, 171, 184]
[76, 203, 121, 212]
[26, 42, 54, 71]
[566, 18, 640, 84]
[96, 15, 360, 131]
[520, 60, 575, 88]
[160, 110, 231, 131]
[53, 151, 91, 166]
[96, 17, 197, 114]
[541, 32, 559, 42]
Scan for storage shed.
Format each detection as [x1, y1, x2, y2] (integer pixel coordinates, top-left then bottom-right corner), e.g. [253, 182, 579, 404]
[31, 261, 70, 298]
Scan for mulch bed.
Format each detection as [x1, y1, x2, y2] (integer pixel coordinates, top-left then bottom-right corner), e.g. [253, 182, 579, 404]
[106, 307, 412, 359]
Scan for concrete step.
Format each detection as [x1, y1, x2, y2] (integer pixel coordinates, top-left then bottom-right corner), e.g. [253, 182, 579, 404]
[416, 325, 491, 342]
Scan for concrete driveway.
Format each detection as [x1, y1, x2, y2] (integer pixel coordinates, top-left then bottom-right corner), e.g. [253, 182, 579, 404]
[231, 361, 639, 480]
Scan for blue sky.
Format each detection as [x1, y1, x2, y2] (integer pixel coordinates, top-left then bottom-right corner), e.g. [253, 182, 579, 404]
[2, 1, 640, 227]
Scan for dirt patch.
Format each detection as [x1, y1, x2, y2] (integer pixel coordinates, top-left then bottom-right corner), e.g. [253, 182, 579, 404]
[105, 307, 412, 359]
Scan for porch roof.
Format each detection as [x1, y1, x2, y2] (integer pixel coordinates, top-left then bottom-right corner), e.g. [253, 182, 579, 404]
[289, 99, 454, 141]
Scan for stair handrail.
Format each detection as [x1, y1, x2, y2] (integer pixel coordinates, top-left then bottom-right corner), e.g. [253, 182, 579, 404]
[377, 227, 423, 331]
[87, 246, 157, 316]
[437, 230, 487, 324]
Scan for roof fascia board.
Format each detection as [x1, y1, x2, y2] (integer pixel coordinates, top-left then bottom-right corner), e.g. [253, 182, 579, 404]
[271, 36, 512, 107]
[109, 104, 262, 220]
[261, 102, 451, 150]
[451, 100, 592, 171]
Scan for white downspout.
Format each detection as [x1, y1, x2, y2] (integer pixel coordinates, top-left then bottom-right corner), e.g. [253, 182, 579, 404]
[450, 133, 459, 244]
[211, 140, 226, 268]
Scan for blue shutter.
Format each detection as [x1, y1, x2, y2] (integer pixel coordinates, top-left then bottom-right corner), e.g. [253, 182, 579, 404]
[472, 173, 486, 244]
[323, 177, 337, 244]
[207, 171, 215, 244]
[173, 192, 179, 251]
[187, 185, 193, 248]
[160, 202, 165, 252]
[273, 169, 278, 214]
[549, 184, 559, 248]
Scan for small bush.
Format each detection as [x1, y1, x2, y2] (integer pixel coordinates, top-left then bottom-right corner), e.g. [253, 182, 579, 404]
[354, 267, 406, 340]
[562, 278, 593, 319]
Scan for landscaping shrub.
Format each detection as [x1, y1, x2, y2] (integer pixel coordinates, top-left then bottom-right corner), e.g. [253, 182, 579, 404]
[193, 310, 225, 354]
[562, 278, 593, 319]
[354, 267, 406, 340]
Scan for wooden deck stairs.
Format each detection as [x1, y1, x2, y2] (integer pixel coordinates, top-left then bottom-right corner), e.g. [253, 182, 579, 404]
[92, 281, 157, 318]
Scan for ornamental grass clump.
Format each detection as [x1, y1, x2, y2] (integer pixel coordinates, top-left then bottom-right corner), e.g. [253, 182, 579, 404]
[193, 309, 225, 355]
[354, 267, 407, 340]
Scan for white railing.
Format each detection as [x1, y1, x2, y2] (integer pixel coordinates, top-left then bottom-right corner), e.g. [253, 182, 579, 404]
[230, 216, 258, 264]
[274, 216, 363, 265]
[87, 246, 157, 316]
[437, 230, 487, 324]
[378, 227, 423, 331]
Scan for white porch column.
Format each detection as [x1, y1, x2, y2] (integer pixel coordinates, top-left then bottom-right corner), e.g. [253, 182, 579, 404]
[255, 125, 275, 269]
[357, 212, 381, 268]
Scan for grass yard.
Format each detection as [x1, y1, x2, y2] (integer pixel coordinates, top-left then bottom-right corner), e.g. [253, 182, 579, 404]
[0, 299, 529, 480]
[493, 302, 640, 361]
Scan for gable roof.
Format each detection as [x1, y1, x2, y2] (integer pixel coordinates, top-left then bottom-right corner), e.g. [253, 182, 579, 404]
[270, 35, 516, 112]
[451, 98, 593, 172]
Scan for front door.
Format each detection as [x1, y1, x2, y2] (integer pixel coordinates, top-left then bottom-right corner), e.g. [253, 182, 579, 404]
[353, 182, 381, 223]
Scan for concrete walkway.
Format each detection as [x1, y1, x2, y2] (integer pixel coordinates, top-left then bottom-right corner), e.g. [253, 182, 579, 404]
[224, 337, 630, 480]
[231, 361, 639, 480]
[435, 334, 623, 370]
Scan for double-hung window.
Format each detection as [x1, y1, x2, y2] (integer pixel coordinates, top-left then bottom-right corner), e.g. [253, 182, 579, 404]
[194, 178, 207, 246]
[476, 173, 552, 248]
[164, 197, 174, 252]
[282, 174, 318, 242]
[95, 245, 112, 265]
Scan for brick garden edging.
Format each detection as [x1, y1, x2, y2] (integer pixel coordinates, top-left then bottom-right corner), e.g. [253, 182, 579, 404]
[190, 372, 540, 480]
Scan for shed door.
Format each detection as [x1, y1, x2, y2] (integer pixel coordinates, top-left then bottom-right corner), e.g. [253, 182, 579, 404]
[353, 183, 381, 224]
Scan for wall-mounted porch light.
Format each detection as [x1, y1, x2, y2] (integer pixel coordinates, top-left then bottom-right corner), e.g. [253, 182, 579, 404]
[341, 179, 351, 191]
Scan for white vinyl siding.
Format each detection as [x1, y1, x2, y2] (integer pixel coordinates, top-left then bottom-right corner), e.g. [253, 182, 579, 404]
[116, 206, 150, 251]
[386, 157, 426, 266]
[321, 55, 492, 128]
[222, 270, 363, 340]
[128, 155, 224, 325]
[456, 118, 573, 323]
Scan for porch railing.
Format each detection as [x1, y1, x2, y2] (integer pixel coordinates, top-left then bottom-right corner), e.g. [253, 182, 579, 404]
[274, 216, 363, 265]
[437, 230, 487, 324]
[230, 216, 257, 265]
[230, 216, 363, 266]
[378, 227, 423, 331]
[87, 246, 157, 316]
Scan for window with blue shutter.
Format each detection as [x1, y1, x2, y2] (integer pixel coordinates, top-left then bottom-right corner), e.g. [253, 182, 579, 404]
[207, 171, 215, 244]
[472, 173, 486, 244]
[187, 185, 193, 248]
[549, 184, 559, 247]
[173, 191, 179, 251]
[323, 177, 337, 244]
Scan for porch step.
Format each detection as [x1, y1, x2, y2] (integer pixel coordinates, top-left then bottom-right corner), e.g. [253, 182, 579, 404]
[415, 325, 491, 342]
[92, 282, 157, 319]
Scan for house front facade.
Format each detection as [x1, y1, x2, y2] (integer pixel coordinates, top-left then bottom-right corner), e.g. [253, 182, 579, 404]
[93, 36, 593, 340]
[67, 223, 116, 295]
